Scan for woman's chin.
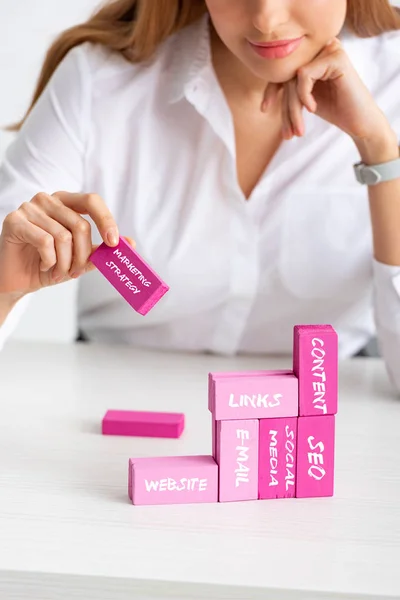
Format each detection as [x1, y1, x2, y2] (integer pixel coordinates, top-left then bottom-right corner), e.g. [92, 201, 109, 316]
[247, 61, 300, 85]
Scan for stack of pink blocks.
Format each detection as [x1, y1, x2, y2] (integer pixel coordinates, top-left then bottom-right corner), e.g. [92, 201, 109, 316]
[128, 324, 338, 506]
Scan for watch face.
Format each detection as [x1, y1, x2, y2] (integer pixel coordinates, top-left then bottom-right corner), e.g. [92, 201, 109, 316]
[364, 168, 381, 185]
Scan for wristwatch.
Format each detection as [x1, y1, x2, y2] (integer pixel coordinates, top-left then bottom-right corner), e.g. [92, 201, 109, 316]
[354, 155, 400, 186]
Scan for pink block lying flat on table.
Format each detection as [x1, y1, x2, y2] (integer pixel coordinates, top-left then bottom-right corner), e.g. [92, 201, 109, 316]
[128, 455, 218, 505]
[216, 419, 259, 502]
[102, 410, 184, 438]
[90, 237, 169, 315]
[208, 370, 293, 412]
[293, 325, 338, 416]
[296, 415, 335, 498]
[258, 417, 297, 499]
[210, 371, 298, 420]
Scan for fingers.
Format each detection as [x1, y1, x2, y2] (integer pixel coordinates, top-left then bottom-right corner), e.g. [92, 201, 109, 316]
[296, 68, 318, 113]
[281, 85, 292, 140]
[36, 194, 93, 278]
[20, 199, 75, 280]
[1, 191, 136, 291]
[261, 82, 282, 112]
[49, 194, 137, 278]
[261, 79, 306, 140]
[86, 236, 136, 273]
[3, 210, 57, 272]
[52, 191, 119, 247]
[281, 78, 309, 140]
[121, 236, 136, 249]
[28, 194, 95, 279]
[287, 79, 305, 137]
[16, 193, 136, 283]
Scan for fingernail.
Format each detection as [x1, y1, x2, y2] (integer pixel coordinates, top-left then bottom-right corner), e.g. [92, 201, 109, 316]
[106, 228, 119, 246]
[263, 98, 272, 112]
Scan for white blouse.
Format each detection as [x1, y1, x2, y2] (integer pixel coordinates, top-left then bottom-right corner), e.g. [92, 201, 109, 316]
[1, 15, 400, 391]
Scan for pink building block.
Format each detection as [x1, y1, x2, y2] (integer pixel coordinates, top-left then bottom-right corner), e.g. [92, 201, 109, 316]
[293, 325, 338, 416]
[90, 237, 169, 315]
[216, 419, 259, 502]
[210, 371, 298, 420]
[102, 409, 184, 438]
[259, 417, 297, 500]
[208, 370, 293, 412]
[296, 415, 335, 498]
[128, 455, 218, 505]
[212, 414, 217, 459]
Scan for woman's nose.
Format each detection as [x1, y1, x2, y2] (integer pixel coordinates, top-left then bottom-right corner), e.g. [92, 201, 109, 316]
[251, 0, 291, 36]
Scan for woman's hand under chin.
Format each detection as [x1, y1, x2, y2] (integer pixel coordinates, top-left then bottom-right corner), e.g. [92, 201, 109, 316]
[261, 38, 394, 143]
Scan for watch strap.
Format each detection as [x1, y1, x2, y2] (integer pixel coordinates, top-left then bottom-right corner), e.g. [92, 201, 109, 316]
[354, 155, 400, 185]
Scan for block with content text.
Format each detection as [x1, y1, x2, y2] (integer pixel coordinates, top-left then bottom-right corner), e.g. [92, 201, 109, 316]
[293, 324, 338, 416]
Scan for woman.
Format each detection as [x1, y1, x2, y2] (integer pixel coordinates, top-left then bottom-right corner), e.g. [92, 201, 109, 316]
[0, 0, 400, 389]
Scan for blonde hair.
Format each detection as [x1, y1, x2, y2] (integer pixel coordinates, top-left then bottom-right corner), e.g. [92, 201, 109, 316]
[5, 0, 400, 132]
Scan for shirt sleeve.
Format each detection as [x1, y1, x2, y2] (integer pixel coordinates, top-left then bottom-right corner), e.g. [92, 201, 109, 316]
[372, 257, 400, 394]
[0, 43, 91, 351]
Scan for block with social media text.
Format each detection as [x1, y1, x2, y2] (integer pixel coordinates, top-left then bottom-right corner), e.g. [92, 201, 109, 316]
[128, 324, 338, 505]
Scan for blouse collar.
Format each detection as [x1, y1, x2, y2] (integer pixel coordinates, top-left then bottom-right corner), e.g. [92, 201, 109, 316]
[166, 13, 213, 105]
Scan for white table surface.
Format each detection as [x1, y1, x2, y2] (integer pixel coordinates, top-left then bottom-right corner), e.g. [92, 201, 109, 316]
[0, 341, 400, 600]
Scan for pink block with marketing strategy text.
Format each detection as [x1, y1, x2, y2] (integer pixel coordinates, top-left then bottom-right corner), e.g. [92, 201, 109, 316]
[102, 410, 184, 438]
[90, 237, 169, 315]
[296, 415, 335, 498]
[210, 371, 298, 420]
[208, 370, 293, 412]
[258, 417, 297, 500]
[128, 455, 218, 505]
[216, 419, 259, 502]
[293, 325, 338, 416]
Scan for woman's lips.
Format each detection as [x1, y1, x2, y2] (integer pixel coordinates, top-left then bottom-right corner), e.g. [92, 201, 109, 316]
[249, 36, 304, 59]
